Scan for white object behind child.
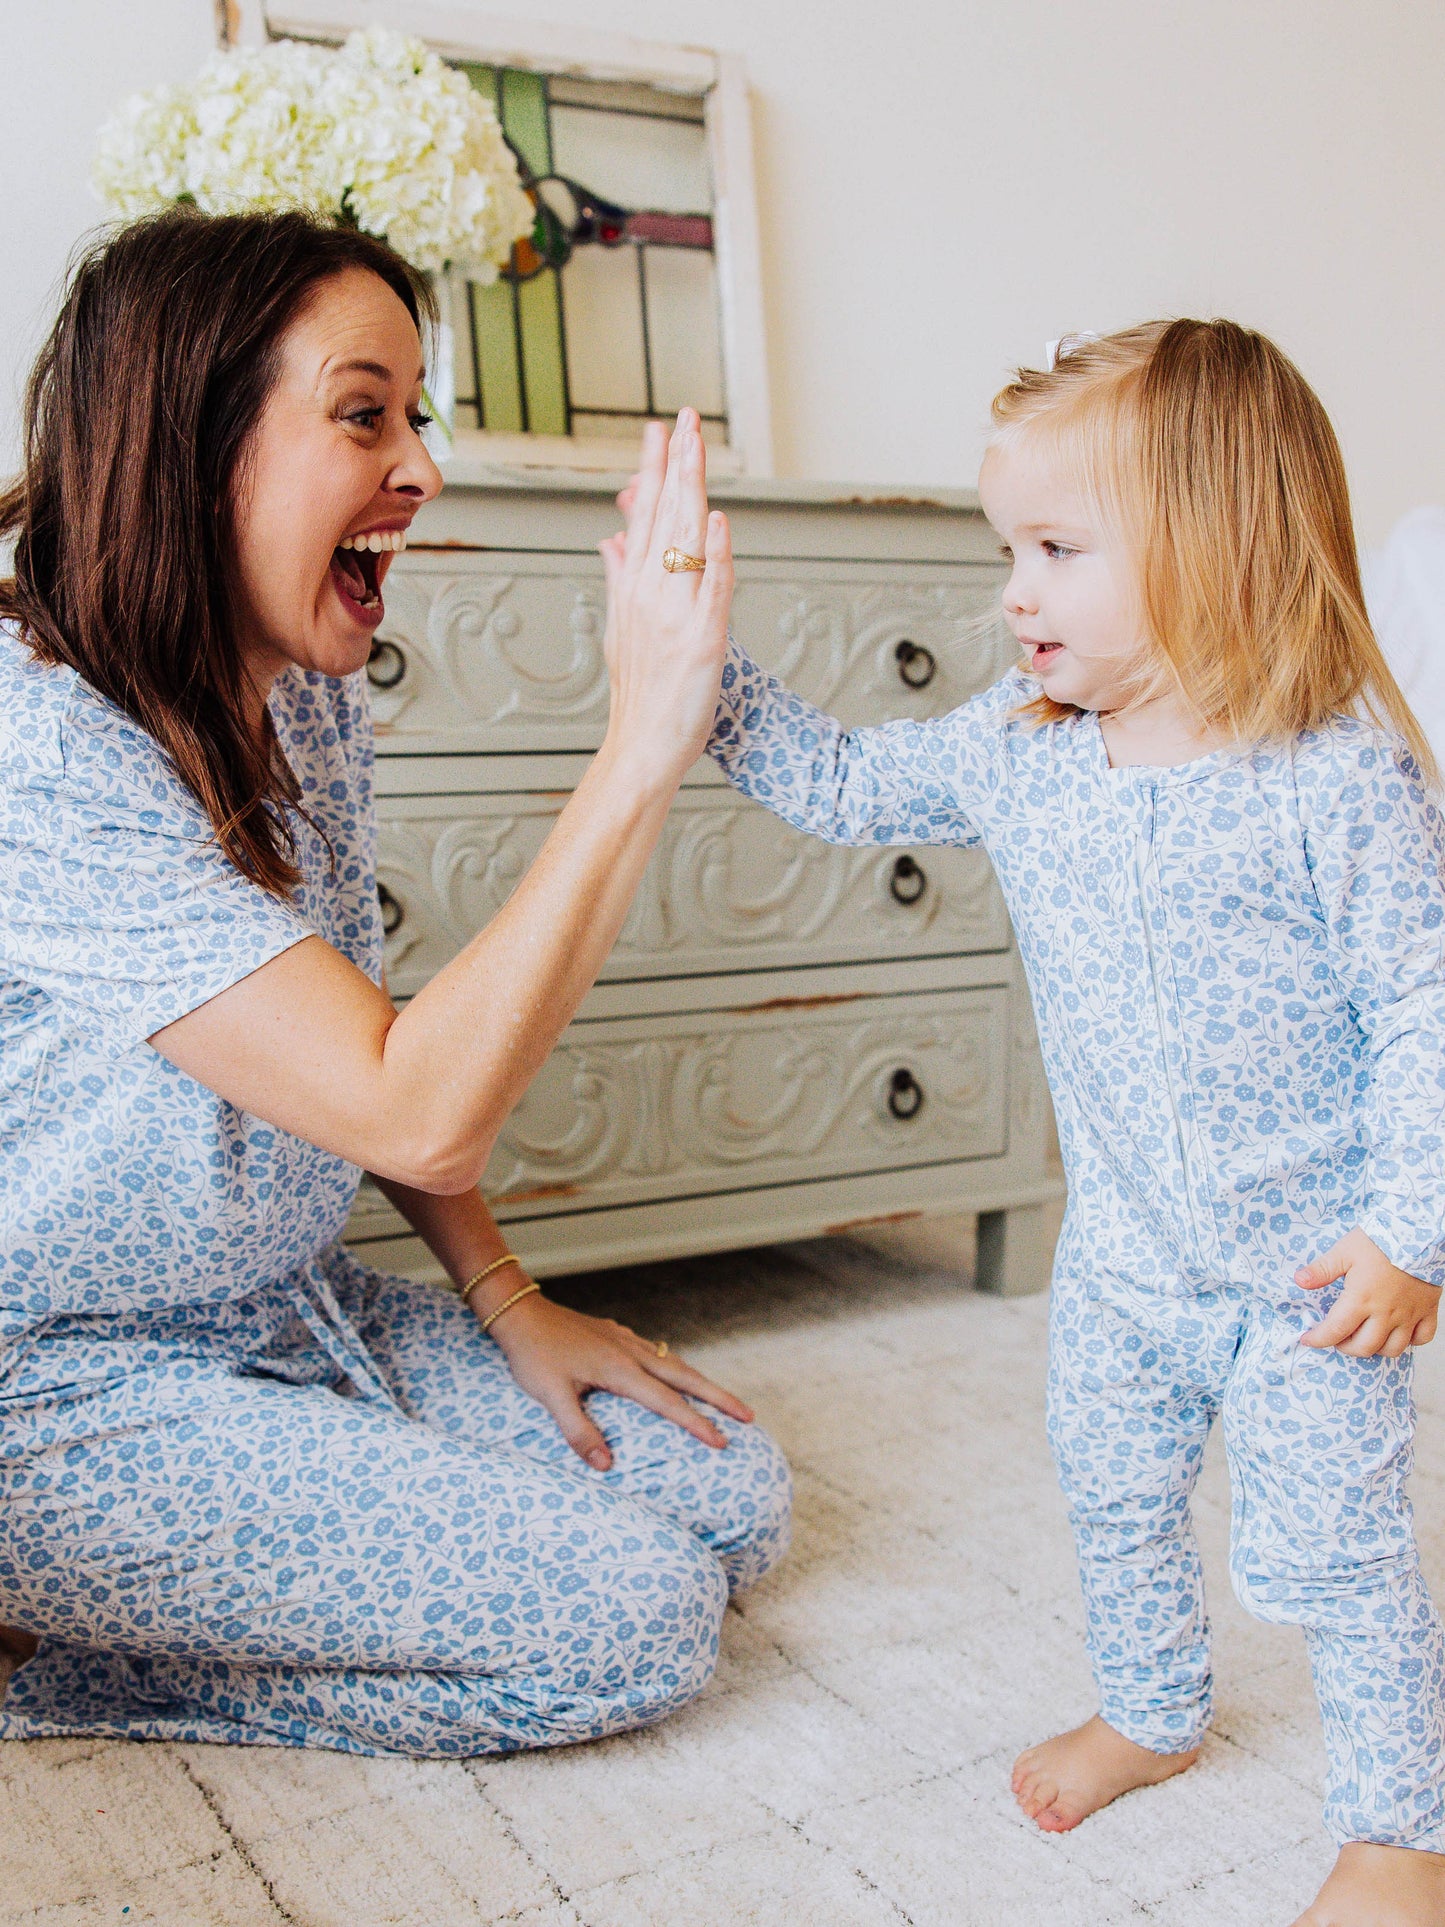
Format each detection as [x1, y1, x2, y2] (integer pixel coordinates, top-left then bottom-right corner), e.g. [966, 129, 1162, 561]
[1364, 505, 1445, 775]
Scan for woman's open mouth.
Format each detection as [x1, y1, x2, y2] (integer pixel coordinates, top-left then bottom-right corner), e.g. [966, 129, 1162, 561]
[329, 529, 406, 627]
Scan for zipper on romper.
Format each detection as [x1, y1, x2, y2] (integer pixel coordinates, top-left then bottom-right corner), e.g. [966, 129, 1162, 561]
[1133, 789, 1211, 1266]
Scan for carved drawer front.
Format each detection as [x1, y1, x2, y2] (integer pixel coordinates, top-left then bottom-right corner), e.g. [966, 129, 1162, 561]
[376, 792, 1008, 997]
[477, 985, 1010, 1219]
[368, 555, 1013, 754]
[731, 569, 1015, 729]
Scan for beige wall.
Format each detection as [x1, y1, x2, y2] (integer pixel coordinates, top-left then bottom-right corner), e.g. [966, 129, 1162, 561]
[4, 0, 1443, 539]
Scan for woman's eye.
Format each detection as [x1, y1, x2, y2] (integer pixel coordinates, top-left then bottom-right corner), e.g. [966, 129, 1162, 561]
[345, 408, 383, 430]
[409, 411, 434, 435]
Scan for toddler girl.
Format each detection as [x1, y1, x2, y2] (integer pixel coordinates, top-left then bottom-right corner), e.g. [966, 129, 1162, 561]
[703, 321, 1445, 1925]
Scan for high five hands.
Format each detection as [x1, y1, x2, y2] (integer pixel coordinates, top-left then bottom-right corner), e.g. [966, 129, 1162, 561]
[1295, 1228, 1440, 1355]
[598, 407, 733, 778]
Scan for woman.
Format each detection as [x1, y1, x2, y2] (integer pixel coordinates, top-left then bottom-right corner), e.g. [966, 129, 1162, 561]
[0, 208, 790, 1756]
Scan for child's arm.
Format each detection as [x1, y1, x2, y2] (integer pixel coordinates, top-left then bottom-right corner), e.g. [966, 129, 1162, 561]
[708, 635, 1018, 848]
[1295, 730, 1445, 1351]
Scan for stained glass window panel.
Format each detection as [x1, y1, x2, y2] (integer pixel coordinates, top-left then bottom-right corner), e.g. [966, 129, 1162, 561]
[548, 105, 712, 215]
[516, 270, 568, 436]
[449, 64, 727, 446]
[468, 282, 523, 434]
[643, 246, 725, 418]
[560, 246, 649, 413]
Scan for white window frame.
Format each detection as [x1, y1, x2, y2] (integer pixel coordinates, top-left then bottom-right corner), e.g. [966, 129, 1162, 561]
[222, 1, 774, 476]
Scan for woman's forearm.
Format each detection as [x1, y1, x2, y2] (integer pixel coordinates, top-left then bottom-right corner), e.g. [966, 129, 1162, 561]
[369, 1174, 533, 1319]
[152, 734, 683, 1190]
[377, 736, 680, 1187]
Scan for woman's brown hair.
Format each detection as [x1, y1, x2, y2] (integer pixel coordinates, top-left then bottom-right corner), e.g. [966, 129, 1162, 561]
[990, 319, 1434, 781]
[0, 206, 436, 893]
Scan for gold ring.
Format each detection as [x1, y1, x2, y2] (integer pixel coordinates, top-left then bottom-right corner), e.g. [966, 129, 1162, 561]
[655, 1340, 670, 1358]
[662, 547, 706, 573]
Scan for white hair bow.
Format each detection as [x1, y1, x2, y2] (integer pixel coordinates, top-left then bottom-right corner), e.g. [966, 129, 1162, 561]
[1044, 331, 1100, 370]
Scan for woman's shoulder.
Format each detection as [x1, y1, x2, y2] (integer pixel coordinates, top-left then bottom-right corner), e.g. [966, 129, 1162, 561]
[0, 622, 206, 832]
[0, 623, 75, 787]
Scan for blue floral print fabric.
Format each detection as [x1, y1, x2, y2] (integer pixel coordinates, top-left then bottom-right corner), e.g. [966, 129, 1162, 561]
[0, 1260, 791, 1754]
[709, 638, 1445, 1850]
[0, 624, 790, 1754]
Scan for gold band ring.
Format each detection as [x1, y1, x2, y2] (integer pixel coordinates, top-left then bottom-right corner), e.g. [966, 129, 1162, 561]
[662, 547, 706, 573]
[655, 1340, 670, 1358]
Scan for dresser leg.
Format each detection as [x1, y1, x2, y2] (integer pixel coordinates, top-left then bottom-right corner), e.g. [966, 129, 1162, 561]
[975, 1204, 1054, 1297]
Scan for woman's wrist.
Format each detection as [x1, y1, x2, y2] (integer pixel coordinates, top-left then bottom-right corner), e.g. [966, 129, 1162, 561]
[457, 1251, 530, 1317]
[592, 724, 692, 806]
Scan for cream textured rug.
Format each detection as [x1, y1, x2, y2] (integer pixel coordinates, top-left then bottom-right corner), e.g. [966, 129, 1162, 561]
[4, 1226, 1443, 1926]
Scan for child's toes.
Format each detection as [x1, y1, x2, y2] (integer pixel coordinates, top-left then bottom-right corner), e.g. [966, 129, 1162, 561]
[1035, 1800, 1082, 1834]
[1014, 1770, 1058, 1821]
[1011, 1746, 1043, 1794]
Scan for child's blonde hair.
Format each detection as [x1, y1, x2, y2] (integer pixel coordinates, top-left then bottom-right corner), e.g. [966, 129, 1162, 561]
[989, 318, 1434, 779]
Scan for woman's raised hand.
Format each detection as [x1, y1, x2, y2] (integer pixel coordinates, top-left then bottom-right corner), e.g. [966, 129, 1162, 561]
[598, 408, 733, 780]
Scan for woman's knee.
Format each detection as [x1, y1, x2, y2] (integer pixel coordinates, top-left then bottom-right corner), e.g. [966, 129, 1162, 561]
[705, 1418, 793, 1592]
[562, 1520, 729, 1731]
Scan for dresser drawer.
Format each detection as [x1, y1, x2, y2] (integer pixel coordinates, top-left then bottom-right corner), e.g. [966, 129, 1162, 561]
[376, 790, 1007, 996]
[368, 554, 1014, 755]
[350, 984, 1010, 1235]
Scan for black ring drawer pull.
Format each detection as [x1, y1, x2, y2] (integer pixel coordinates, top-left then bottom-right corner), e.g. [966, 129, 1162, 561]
[895, 639, 937, 689]
[367, 639, 407, 690]
[887, 1067, 925, 1120]
[889, 854, 928, 904]
[377, 883, 404, 936]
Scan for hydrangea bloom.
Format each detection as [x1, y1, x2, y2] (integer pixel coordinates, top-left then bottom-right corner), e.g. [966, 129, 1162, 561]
[93, 27, 533, 277]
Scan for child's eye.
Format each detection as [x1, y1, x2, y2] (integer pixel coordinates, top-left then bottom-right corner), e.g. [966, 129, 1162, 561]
[1042, 540, 1078, 560]
[998, 543, 1014, 562]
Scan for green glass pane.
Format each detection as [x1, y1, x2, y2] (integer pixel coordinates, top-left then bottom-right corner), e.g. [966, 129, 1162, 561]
[457, 62, 497, 107]
[457, 63, 524, 432]
[470, 280, 523, 434]
[518, 269, 569, 436]
[458, 67, 568, 439]
[499, 68, 551, 176]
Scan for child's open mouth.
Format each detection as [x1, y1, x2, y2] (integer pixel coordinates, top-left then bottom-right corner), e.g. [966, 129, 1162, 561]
[1028, 640, 1063, 662]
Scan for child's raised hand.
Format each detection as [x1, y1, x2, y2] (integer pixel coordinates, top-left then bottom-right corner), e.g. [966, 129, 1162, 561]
[1295, 1228, 1440, 1355]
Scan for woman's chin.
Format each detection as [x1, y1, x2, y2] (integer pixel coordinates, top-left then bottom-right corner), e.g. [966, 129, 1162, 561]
[294, 614, 380, 682]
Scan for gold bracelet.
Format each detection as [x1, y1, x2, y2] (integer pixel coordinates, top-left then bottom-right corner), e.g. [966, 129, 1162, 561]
[461, 1252, 522, 1297]
[477, 1280, 541, 1333]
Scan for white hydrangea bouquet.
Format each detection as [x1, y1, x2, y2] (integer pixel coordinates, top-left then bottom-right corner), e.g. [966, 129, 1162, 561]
[93, 27, 536, 441]
[93, 26, 532, 274]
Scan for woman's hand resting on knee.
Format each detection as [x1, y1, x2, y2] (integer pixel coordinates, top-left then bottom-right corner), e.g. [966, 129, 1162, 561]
[483, 1283, 752, 1471]
[380, 1183, 756, 1472]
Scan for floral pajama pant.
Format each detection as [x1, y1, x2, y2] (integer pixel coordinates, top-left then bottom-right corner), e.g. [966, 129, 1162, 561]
[0, 1261, 792, 1757]
[1049, 1233, 1445, 1850]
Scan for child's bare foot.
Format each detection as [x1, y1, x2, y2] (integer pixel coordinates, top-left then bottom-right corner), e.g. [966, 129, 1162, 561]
[1292, 1842, 1445, 1925]
[1011, 1713, 1200, 1832]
